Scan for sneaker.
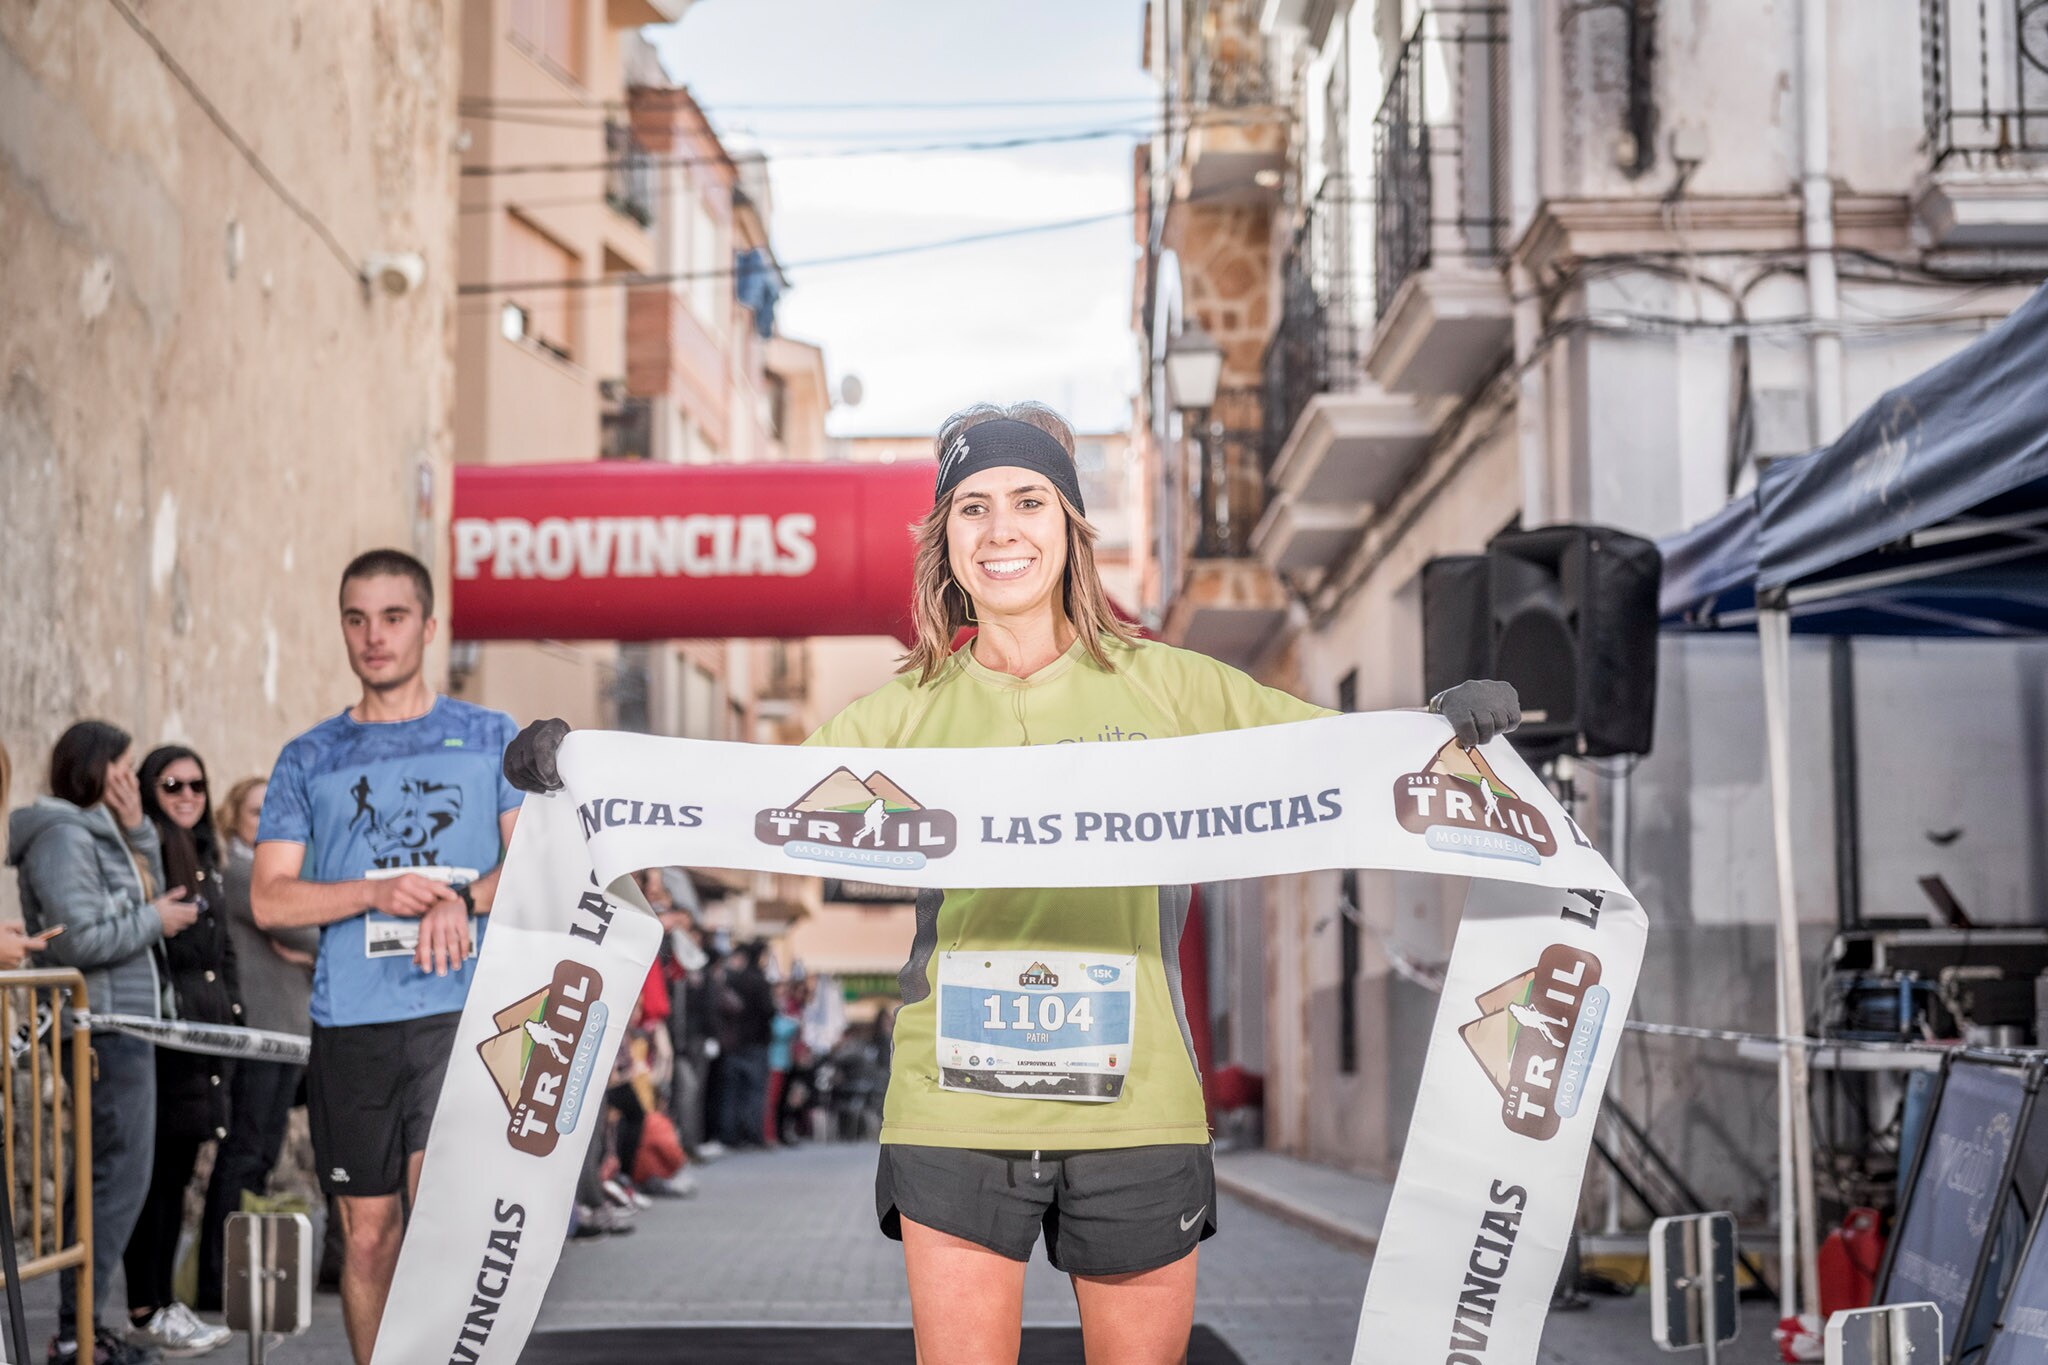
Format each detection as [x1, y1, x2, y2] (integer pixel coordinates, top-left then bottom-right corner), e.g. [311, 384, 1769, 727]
[640, 1173, 697, 1199]
[600, 1176, 652, 1211]
[49, 1334, 164, 1365]
[695, 1140, 727, 1160]
[132, 1304, 230, 1357]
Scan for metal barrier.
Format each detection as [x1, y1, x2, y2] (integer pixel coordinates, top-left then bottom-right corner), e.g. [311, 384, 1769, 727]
[1, 968, 94, 1361]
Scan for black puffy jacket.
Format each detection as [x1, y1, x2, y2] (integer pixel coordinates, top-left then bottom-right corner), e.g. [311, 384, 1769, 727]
[156, 838, 244, 1141]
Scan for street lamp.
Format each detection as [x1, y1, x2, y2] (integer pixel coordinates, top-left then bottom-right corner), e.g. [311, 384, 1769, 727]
[1164, 321, 1224, 413]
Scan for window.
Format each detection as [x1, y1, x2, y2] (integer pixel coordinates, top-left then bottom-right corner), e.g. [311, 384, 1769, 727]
[501, 213, 578, 362]
[688, 194, 724, 337]
[509, 0, 580, 82]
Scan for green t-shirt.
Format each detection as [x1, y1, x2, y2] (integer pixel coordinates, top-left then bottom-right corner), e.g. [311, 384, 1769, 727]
[806, 635, 1332, 1151]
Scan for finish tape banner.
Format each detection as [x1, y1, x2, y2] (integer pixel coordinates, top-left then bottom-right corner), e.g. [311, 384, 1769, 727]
[372, 713, 1647, 1365]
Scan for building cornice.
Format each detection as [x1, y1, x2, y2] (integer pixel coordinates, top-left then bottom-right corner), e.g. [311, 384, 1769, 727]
[1512, 194, 1916, 283]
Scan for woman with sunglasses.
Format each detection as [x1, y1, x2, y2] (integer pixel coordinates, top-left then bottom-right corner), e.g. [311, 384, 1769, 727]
[123, 747, 239, 1357]
[9, 721, 199, 1365]
[505, 401, 1521, 1363]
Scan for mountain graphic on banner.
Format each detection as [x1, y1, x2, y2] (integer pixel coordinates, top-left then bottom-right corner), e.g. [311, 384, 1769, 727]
[478, 987, 551, 1110]
[1429, 739, 1515, 799]
[1459, 969, 1537, 1094]
[791, 767, 924, 813]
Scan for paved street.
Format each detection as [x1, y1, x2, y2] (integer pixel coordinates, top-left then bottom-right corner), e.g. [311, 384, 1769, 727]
[15, 1140, 1787, 1363]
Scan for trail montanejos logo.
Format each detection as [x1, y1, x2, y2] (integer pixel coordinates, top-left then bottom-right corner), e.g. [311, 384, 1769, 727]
[755, 768, 957, 870]
[476, 960, 609, 1156]
[1392, 739, 1556, 865]
[1460, 945, 1609, 1141]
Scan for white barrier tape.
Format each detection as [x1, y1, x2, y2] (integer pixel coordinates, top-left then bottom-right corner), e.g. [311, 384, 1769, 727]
[1622, 1017, 2042, 1063]
[78, 1012, 310, 1064]
[1359, 915, 2027, 1062]
[374, 714, 1647, 1365]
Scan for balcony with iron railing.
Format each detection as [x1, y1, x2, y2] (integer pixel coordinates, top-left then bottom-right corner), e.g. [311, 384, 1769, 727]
[1364, 6, 1513, 398]
[1252, 177, 1434, 575]
[1161, 385, 1292, 664]
[1178, 0, 1288, 203]
[605, 120, 656, 228]
[1262, 178, 1363, 465]
[1915, 0, 2048, 245]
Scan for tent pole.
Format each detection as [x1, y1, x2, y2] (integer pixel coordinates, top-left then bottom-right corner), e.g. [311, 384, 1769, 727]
[1829, 637, 1861, 930]
[1760, 608, 1823, 1327]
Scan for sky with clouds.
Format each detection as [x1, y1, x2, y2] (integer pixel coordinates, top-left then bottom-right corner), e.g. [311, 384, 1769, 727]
[650, 2, 1156, 438]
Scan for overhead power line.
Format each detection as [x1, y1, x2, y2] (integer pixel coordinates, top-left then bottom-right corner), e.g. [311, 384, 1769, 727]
[456, 209, 1133, 299]
[102, 0, 362, 284]
[459, 93, 1164, 113]
[460, 118, 1201, 177]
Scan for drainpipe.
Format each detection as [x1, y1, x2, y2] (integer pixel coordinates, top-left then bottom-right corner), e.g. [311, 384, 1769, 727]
[1801, 0, 1844, 444]
[1786, 0, 1836, 1328]
[1509, 0, 1550, 527]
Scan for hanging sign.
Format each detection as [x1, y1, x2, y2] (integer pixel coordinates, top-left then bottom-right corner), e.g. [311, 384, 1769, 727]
[449, 460, 935, 642]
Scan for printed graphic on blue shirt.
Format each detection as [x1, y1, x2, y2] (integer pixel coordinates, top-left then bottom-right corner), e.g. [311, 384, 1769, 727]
[259, 697, 521, 1027]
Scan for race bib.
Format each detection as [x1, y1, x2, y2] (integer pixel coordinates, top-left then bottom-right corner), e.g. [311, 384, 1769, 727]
[935, 950, 1135, 1102]
[363, 866, 480, 960]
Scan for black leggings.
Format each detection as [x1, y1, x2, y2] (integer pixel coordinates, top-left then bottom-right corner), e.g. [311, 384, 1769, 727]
[606, 1083, 646, 1181]
[124, 1130, 204, 1318]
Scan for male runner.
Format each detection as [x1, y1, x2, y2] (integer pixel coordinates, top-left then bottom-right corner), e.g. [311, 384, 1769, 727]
[251, 550, 521, 1365]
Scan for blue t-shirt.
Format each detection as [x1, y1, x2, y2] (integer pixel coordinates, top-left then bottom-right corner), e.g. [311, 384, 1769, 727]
[258, 697, 522, 1028]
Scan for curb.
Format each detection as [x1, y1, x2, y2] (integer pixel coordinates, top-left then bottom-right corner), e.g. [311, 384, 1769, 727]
[1213, 1167, 1379, 1258]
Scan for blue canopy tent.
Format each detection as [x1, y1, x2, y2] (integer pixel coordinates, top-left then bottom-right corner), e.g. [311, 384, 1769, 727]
[1665, 281, 2048, 632]
[1655, 281, 2048, 1329]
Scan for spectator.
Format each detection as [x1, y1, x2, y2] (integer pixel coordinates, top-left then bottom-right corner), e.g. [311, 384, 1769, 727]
[716, 941, 775, 1150]
[250, 550, 521, 1365]
[120, 748, 238, 1356]
[0, 740, 58, 969]
[765, 980, 802, 1146]
[9, 721, 195, 1365]
[197, 775, 317, 1313]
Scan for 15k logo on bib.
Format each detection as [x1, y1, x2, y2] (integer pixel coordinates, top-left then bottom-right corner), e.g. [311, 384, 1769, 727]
[935, 951, 1136, 1102]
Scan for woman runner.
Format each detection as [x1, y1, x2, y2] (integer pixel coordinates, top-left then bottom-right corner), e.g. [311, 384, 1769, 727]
[505, 401, 1520, 1363]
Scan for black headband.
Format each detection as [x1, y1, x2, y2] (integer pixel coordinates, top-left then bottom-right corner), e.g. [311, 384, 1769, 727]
[933, 419, 1086, 516]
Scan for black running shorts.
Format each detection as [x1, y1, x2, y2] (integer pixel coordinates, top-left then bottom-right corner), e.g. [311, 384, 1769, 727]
[309, 1011, 461, 1198]
[876, 1142, 1217, 1276]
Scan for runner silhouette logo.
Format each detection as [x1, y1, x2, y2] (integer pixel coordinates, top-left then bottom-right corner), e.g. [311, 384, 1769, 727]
[477, 960, 609, 1156]
[1460, 945, 1609, 1141]
[1392, 739, 1557, 865]
[756, 768, 957, 871]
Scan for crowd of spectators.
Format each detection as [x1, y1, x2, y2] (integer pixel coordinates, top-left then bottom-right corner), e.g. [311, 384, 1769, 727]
[0, 549, 892, 1364]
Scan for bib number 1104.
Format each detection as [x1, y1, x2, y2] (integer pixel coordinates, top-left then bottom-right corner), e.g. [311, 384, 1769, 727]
[981, 993, 1093, 1034]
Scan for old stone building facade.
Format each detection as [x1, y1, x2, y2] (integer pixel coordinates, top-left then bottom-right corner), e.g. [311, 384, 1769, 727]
[1, 1, 463, 905]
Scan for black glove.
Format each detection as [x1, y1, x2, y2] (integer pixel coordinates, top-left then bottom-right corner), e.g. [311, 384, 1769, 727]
[503, 717, 571, 794]
[1431, 680, 1522, 749]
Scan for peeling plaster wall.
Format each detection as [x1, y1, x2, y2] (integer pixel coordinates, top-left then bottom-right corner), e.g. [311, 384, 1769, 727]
[0, 1, 460, 917]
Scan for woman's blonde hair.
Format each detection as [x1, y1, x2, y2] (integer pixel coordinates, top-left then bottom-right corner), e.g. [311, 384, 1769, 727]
[900, 401, 1140, 685]
[216, 775, 268, 846]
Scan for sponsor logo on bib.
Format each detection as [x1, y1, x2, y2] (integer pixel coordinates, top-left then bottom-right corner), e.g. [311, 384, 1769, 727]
[1017, 962, 1059, 988]
[1460, 945, 1608, 1141]
[756, 768, 957, 870]
[1392, 740, 1556, 865]
[477, 960, 608, 1156]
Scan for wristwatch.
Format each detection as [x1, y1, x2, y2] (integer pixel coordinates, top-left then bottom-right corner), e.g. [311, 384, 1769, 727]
[456, 883, 478, 915]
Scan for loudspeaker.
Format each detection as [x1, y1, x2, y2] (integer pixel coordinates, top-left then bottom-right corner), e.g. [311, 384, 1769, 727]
[1421, 554, 1491, 701]
[1420, 525, 1662, 759]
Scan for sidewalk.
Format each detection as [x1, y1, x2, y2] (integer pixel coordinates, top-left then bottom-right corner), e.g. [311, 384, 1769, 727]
[1214, 1146, 1788, 1364]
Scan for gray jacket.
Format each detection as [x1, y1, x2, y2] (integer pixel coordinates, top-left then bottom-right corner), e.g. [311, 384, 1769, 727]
[7, 797, 169, 1019]
[221, 841, 316, 1036]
